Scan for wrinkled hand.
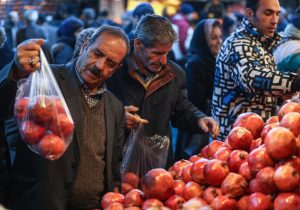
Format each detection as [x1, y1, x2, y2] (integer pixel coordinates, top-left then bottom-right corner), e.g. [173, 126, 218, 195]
[198, 117, 220, 139]
[14, 38, 44, 79]
[125, 105, 149, 130]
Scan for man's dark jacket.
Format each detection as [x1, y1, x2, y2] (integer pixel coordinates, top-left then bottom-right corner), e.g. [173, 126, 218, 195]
[0, 61, 125, 210]
[107, 58, 207, 167]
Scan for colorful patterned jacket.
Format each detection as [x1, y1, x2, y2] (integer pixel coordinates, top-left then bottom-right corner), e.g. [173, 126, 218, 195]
[211, 18, 298, 140]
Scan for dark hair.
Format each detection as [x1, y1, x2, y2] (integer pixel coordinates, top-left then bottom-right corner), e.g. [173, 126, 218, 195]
[88, 25, 130, 54]
[246, 0, 260, 14]
[133, 14, 178, 48]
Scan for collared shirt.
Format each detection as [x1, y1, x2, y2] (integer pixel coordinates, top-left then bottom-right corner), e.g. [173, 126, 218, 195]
[74, 64, 106, 108]
[127, 57, 159, 90]
[211, 18, 297, 140]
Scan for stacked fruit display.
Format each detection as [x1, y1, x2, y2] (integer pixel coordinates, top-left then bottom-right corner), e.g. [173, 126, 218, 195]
[14, 94, 74, 160]
[101, 102, 300, 210]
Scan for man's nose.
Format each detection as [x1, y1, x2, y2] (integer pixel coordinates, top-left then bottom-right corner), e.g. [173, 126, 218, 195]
[96, 57, 106, 70]
[159, 55, 167, 64]
[271, 14, 279, 24]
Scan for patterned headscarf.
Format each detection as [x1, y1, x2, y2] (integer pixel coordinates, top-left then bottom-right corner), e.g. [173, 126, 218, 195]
[73, 27, 96, 58]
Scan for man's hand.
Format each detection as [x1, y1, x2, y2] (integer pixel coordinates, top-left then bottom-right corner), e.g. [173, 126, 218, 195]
[13, 38, 44, 79]
[125, 105, 149, 130]
[198, 117, 220, 139]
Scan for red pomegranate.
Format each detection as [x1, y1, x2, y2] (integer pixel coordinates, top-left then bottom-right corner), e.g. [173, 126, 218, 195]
[255, 167, 278, 194]
[213, 146, 232, 162]
[122, 172, 140, 189]
[181, 165, 193, 183]
[172, 159, 192, 178]
[260, 123, 278, 142]
[181, 197, 207, 210]
[280, 112, 300, 137]
[29, 95, 55, 122]
[173, 180, 185, 196]
[203, 159, 229, 186]
[248, 192, 273, 210]
[104, 203, 124, 210]
[141, 168, 174, 201]
[189, 154, 202, 163]
[203, 187, 222, 204]
[227, 150, 248, 173]
[20, 120, 45, 145]
[247, 146, 274, 176]
[101, 188, 125, 209]
[265, 116, 279, 125]
[124, 189, 144, 208]
[237, 195, 249, 210]
[141, 199, 163, 210]
[210, 195, 237, 210]
[264, 127, 296, 160]
[38, 134, 66, 160]
[249, 138, 263, 152]
[227, 127, 253, 151]
[233, 112, 264, 139]
[206, 140, 225, 158]
[278, 101, 300, 121]
[50, 113, 74, 138]
[182, 181, 203, 200]
[164, 195, 185, 210]
[238, 162, 252, 181]
[121, 183, 134, 195]
[221, 173, 248, 198]
[274, 164, 300, 192]
[14, 97, 29, 120]
[190, 158, 209, 184]
[249, 179, 261, 194]
[274, 193, 300, 210]
[52, 97, 66, 114]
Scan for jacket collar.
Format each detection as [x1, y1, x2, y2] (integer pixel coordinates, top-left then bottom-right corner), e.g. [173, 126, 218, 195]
[241, 17, 281, 51]
[126, 55, 176, 98]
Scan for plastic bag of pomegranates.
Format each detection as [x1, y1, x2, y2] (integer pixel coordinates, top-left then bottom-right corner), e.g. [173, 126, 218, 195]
[14, 49, 74, 160]
[121, 124, 170, 181]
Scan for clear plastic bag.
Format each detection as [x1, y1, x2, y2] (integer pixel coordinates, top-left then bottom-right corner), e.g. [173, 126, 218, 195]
[14, 49, 74, 160]
[120, 124, 170, 186]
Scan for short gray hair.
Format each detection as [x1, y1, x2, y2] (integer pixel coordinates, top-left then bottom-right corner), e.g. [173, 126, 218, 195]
[88, 25, 130, 55]
[133, 14, 178, 47]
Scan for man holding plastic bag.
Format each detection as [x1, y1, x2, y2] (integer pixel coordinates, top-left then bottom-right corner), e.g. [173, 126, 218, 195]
[107, 14, 220, 170]
[0, 26, 129, 210]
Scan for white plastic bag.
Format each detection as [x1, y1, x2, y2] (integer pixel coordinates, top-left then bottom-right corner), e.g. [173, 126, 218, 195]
[121, 124, 170, 186]
[14, 49, 74, 160]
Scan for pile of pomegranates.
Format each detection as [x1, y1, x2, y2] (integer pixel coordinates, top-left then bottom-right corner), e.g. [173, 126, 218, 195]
[14, 95, 74, 160]
[101, 102, 300, 210]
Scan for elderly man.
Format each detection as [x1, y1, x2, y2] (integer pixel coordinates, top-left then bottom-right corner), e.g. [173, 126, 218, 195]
[0, 25, 129, 210]
[107, 14, 220, 167]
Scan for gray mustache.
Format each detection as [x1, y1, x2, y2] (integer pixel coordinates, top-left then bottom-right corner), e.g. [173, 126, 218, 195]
[88, 66, 102, 77]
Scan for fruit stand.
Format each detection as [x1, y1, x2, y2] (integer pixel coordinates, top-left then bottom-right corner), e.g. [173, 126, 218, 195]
[101, 101, 300, 210]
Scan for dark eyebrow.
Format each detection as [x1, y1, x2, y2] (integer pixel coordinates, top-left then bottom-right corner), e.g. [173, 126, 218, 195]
[265, 9, 281, 14]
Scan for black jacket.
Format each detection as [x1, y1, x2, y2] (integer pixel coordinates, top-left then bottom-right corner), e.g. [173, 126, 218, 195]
[107, 56, 207, 167]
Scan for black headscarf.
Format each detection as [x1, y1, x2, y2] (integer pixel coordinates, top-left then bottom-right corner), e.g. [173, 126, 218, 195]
[185, 18, 221, 114]
[187, 18, 220, 69]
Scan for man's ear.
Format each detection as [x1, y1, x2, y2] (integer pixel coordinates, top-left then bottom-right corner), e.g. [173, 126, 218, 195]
[245, 8, 254, 19]
[133, 38, 143, 51]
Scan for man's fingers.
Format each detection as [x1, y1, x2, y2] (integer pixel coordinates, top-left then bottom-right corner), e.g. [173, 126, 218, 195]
[125, 105, 139, 113]
[20, 38, 44, 50]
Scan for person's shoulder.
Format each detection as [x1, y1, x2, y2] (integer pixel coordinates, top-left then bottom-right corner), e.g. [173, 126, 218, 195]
[168, 60, 184, 73]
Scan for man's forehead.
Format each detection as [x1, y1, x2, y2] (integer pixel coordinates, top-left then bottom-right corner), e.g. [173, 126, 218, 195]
[258, 0, 281, 11]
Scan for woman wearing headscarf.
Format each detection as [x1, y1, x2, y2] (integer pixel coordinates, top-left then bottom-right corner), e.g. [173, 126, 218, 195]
[175, 19, 222, 160]
[52, 16, 84, 64]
